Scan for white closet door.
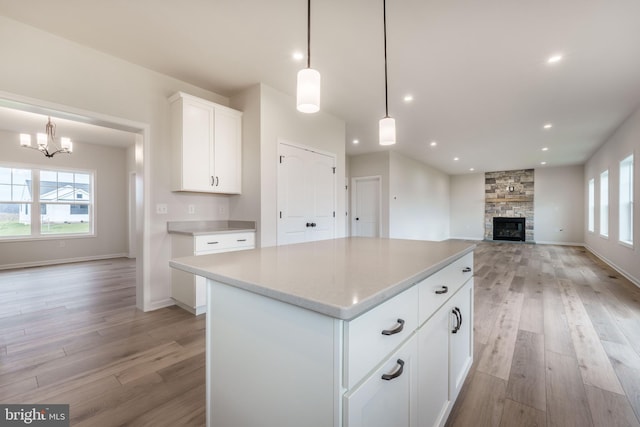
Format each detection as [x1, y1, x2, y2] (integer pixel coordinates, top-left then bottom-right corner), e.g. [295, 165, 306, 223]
[278, 143, 336, 245]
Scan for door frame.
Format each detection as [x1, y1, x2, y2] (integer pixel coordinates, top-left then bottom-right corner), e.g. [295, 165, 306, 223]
[351, 175, 382, 237]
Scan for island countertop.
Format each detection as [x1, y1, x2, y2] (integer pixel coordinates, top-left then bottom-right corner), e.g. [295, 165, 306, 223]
[169, 237, 475, 320]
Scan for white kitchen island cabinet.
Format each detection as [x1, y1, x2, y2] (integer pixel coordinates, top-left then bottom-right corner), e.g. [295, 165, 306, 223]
[169, 237, 475, 427]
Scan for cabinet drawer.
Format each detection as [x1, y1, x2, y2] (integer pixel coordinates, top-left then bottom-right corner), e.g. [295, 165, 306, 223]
[194, 232, 255, 253]
[418, 252, 473, 325]
[344, 286, 418, 390]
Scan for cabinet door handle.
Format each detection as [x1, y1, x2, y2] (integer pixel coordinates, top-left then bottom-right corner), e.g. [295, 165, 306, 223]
[211, 176, 215, 186]
[381, 318, 405, 336]
[381, 359, 405, 381]
[215, 176, 219, 186]
[435, 285, 448, 295]
[462, 267, 472, 273]
[311, 222, 317, 227]
[306, 222, 312, 227]
[452, 307, 463, 333]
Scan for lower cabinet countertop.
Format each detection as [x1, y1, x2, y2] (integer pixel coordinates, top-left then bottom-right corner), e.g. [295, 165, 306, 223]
[169, 237, 475, 320]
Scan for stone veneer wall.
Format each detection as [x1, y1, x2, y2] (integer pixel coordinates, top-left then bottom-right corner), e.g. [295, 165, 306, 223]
[485, 169, 534, 241]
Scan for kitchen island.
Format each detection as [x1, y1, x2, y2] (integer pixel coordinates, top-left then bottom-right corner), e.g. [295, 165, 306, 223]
[170, 237, 475, 427]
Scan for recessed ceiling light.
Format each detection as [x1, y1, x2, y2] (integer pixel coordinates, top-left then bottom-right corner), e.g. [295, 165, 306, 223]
[353, 139, 359, 144]
[542, 147, 549, 151]
[453, 157, 459, 161]
[292, 51, 304, 61]
[547, 54, 563, 64]
[429, 141, 437, 147]
[403, 95, 414, 102]
[543, 123, 552, 129]
[541, 161, 547, 165]
[469, 168, 475, 172]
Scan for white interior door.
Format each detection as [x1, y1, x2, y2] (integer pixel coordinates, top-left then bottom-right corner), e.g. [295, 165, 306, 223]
[278, 143, 336, 245]
[352, 176, 381, 237]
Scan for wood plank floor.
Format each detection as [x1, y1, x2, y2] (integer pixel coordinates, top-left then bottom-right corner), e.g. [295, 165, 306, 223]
[447, 242, 640, 427]
[1, 243, 639, 426]
[0, 258, 206, 426]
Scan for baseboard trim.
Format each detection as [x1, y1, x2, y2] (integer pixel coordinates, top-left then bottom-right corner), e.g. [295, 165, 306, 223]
[535, 241, 585, 246]
[584, 245, 640, 289]
[144, 298, 175, 312]
[0, 253, 129, 271]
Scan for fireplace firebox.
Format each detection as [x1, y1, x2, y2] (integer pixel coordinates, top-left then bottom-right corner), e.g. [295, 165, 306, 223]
[493, 217, 526, 242]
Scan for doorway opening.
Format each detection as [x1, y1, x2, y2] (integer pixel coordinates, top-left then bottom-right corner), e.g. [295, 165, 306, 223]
[351, 176, 382, 238]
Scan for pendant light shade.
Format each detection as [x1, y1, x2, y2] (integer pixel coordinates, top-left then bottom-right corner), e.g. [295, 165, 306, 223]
[297, 67, 321, 113]
[379, 0, 396, 145]
[296, 0, 320, 113]
[379, 116, 396, 145]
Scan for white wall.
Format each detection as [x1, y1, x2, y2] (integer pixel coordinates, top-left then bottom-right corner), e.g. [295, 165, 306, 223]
[0, 16, 234, 309]
[534, 165, 584, 245]
[389, 152, 450, 241]
[585, 106, 640, 286]
[231, 84, 346, 248]
[450, 173, 485, 240]
[0, 130, 130, 268]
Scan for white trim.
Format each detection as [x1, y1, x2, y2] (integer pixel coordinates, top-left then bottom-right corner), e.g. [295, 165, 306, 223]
[535, 241, 585, 246]
[145, 297, 176, 311]
[585, 244, 640, 289]
[0, 253, 128, 270]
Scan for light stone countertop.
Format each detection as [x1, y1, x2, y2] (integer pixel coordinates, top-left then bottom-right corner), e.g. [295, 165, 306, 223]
[169, 237, 475, 320]
[167, 220, 256, 236]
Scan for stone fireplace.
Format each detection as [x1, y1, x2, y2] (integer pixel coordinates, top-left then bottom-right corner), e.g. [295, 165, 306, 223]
[485, 169, 534, 241]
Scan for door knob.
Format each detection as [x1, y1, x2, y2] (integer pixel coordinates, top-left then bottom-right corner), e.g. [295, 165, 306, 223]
[355, 217, 360, 221]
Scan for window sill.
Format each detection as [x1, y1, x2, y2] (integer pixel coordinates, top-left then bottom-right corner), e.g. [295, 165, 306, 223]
[618, 240, 634, 250]
[0, 233, 96, 243]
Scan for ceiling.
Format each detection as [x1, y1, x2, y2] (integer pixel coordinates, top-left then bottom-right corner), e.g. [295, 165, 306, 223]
[1, 0, 640, 174]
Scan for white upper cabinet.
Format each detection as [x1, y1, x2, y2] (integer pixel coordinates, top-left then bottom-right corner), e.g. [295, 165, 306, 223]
[169, 92, 242, 194]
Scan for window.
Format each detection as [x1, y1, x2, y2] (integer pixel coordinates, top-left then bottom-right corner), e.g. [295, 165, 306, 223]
[588, 178, 595, 233]
[600, 170, 609, 237]
[619, 154, 634, 246]
[0, 164, 94, 239]
[0, 167, 32, 237]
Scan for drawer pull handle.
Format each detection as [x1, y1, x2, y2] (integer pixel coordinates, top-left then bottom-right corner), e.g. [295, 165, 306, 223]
[435, 286, 448, 295]
[462, 267, 472, 273]
[452, 307, 462, 333]
[381, 359, 405, 381]
[237, 239, 247, 242]
[207, 241, 220, 245]
[381, 318, 405, 336]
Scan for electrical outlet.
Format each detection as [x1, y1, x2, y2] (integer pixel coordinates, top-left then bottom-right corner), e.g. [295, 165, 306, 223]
[188, 204, 196, 214]
[156, 204, 168, 215]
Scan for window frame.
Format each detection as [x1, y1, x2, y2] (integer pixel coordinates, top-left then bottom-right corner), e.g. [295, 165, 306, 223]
[599, 169, 609, 238]
[619, 154, 634, 248]
[0, 162, 96, 241]
[588, 177, 595, 233]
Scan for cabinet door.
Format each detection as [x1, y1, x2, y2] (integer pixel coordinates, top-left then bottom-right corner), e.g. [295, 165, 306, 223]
[181, 99, 214, 192]
[345, 335, 417, 427]
[449, 279, 473, 401]
[417, 304, 450, 427]
[213, 107, 242, 193]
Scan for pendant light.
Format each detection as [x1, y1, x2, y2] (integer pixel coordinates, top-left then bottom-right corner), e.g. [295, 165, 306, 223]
[296, 0, 320, 113]
[379, 0, 396, 145]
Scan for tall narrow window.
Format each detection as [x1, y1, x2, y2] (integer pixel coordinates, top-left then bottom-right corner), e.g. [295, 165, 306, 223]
[619, 154, 634, 246]
[0, 167, 32, 237]
[600, 170, 609, 237]
[588, 178, 595, 232]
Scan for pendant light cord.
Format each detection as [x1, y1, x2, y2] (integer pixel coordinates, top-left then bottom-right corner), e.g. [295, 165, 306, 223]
[383, 0, 389, 118]
[307, 0, 311, 69]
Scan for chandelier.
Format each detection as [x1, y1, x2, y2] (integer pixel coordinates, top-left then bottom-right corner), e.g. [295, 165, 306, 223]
[20, 117, 73, 158]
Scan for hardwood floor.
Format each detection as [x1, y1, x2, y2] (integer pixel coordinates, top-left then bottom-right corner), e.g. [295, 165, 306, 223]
[1, 243, 639, 426]
[0, 258, 206, 426]
[447, 242, 640, 427]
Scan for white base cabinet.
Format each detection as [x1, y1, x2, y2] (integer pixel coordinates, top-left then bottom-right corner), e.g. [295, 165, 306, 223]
[171, 231, 255, 314]
[203, 251, 473, 427]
